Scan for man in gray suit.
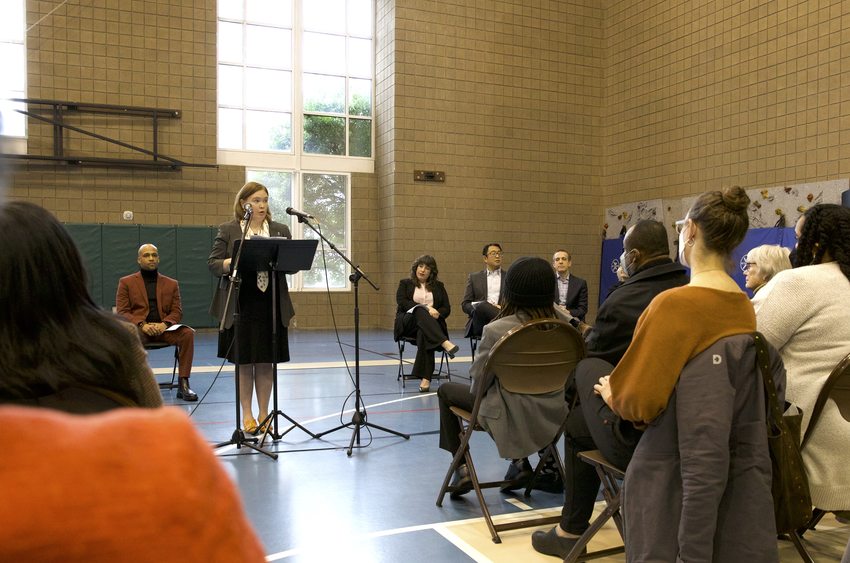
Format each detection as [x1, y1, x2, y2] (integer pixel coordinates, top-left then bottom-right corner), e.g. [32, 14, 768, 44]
[461, 243, 505, 339]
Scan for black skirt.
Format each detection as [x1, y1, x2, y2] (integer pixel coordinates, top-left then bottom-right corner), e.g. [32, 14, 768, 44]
[217, 270, 290, 364]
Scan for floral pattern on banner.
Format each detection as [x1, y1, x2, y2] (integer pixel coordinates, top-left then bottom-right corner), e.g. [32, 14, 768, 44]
[745, 180, 847, 228]
[602, 199, 662, 240]
[605, 179, 847, 238]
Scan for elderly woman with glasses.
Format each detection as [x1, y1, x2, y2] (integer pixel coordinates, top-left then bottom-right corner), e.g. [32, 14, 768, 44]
[743, 244, 793, 309]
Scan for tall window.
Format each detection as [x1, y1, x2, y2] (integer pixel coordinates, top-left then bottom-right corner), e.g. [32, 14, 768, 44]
[246, 169, 350, 290]
[0, 0, 26, 139]
[219, 0, 372, 290]
[217, 0, 374, 168]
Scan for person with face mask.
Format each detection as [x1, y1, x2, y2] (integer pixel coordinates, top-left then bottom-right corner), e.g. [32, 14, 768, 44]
[531, 220, 688, 558]
[584, 220, 689, 366]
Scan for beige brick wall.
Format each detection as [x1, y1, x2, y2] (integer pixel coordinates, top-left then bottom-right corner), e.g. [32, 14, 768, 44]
[602, 0, 850, 208]
[377, 0, 605, 329]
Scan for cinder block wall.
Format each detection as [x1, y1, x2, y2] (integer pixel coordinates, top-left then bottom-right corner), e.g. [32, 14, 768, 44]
[602, 0, 850, 208]
[377, 0, 605, 328]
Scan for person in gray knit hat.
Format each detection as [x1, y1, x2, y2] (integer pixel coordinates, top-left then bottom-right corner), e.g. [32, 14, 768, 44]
[437, 256, 578, 498]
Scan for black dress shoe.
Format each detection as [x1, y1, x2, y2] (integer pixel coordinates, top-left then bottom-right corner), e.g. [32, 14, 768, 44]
[500, 458, 533, 492]
[531, 527, 584, 559]
[449, 464, 473, 499]
[176, 378, 198, 401]
[532, 467, 565, 494]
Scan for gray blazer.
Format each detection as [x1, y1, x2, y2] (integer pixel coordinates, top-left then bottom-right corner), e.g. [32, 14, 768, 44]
[472, 309, 573, 459]
[208, 220, 295, 329]
[622, 334, 784, 563]
[461, 269, 504, 317]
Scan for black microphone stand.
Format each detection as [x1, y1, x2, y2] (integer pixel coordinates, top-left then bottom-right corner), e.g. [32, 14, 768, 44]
[299, 214, 410, 456]
[214, 208, 278, 460]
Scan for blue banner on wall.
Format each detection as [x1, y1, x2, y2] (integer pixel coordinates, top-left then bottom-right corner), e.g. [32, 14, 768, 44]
[599, 238, 625, 306]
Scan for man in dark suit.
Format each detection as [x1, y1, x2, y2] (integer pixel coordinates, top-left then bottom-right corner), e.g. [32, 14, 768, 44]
[116, 243, 197, 401]
[461, 243, 505, 339]
[532, 221, 689, 558]
[552, 249, 588, 321]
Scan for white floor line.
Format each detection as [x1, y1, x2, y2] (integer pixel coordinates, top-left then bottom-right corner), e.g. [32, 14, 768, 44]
[264, 507, 562, 561]
[151, 356, 471, 375]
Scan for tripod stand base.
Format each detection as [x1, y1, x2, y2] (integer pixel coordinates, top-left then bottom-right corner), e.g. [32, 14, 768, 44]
[257, 410, 320, 441]
[215, 428, 279, 460]
[316, 410, 410, 457]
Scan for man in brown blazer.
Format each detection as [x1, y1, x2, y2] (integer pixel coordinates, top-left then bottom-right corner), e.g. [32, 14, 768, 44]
[116, 244, 197, 401]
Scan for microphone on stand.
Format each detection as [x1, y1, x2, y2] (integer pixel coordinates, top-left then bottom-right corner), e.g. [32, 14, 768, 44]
[286, 207, 314, 221]
[243, 202, 253, 217]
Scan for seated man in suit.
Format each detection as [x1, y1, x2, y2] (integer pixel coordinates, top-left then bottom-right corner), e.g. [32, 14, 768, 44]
[461, 243, 505, 339]
[532, 220, 689, 558]
[116, 244, 197, 401]
[552, 249, 588, 321]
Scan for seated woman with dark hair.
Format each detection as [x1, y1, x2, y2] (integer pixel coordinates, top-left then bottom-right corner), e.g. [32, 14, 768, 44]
[0, 201, 161, 411]
[534, 187, 778, 560]
[439, 256, 576, 498]
[394, 255, 460, 393]
[757, 203, 850, 513]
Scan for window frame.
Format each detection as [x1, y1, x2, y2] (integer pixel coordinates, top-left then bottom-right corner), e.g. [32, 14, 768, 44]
[217, 0, 375, 174]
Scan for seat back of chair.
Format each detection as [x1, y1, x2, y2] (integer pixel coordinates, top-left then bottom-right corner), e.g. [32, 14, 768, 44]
[802, 352, 850, 448]
[483, 318, 586, 395]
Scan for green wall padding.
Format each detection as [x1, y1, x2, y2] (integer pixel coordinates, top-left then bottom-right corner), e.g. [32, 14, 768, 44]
[176, 226, 217, 327]
[64, 223, 219, 328]
[65, 224, 104, 304]
[102, 225, 142, 311]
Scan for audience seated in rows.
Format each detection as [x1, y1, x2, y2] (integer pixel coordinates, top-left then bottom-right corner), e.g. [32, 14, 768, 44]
[601, 186, 777, 562]
[756, 203, 850, 512]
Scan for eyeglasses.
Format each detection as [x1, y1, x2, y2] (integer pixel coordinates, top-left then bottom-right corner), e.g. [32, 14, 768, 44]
[675, 219, 687, 235]
[487, 251, 503, 257]
[742, 261, 757, 272]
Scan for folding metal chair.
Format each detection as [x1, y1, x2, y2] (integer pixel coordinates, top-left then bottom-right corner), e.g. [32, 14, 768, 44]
[396, 335, 451, 388]
[565, 450, 626, 562]
[435, 318, 586, 543]
[142, 341, 179, 390]
[789, 352, 850, 563]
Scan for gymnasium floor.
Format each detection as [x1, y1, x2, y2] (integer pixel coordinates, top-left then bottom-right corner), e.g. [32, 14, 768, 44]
[150, 329, 849, 563]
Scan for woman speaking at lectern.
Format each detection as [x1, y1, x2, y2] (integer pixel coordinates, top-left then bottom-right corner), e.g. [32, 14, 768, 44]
[209, 181, 295, 435]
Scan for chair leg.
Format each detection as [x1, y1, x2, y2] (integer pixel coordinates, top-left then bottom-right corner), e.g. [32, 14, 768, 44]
[396, 340, 406, 387]
[464, 449, 501, 544]
[789, 531, 815, 563]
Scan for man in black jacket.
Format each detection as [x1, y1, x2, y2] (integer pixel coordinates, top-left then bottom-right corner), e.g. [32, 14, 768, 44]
[532, 219, 690, 559]
[585, 220, 690, 366]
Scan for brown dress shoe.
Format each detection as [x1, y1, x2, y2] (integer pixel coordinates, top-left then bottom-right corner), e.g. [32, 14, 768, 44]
[176, 378, 198, 401]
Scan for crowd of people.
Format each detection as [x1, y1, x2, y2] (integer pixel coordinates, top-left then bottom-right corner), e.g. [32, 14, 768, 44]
[1, 183, 849, 560]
